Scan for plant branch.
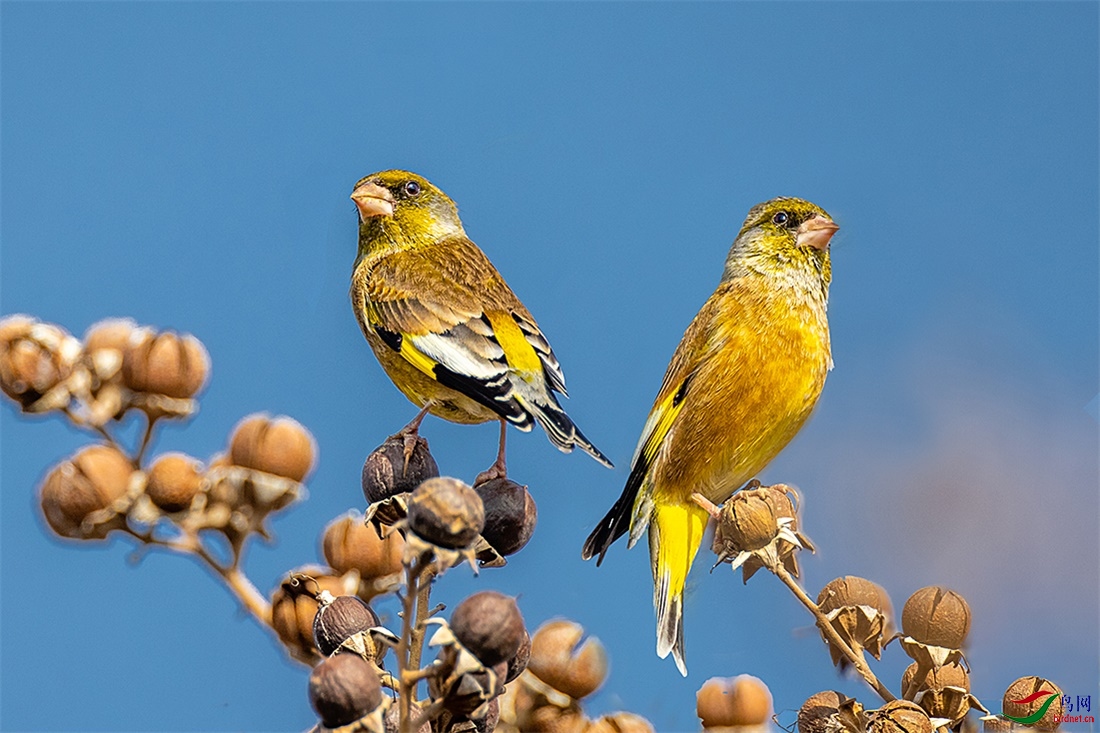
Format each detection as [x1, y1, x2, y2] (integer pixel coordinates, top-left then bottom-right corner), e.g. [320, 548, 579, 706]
[772, 563, 895, 702]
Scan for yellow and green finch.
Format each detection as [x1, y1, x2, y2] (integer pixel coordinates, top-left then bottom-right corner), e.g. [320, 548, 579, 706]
[582, 197, 838, 675]
[350, 170, 611, 481]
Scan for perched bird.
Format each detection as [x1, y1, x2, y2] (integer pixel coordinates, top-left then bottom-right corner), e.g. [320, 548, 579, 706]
[350, 169, 611, 481]
[582, 197, 838, 675]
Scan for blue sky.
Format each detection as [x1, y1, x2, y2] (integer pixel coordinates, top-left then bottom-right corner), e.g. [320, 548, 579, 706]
[2, 3, 1097, 731]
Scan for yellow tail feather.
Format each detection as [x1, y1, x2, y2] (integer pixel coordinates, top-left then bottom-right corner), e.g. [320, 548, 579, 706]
[650, 501, 708, 676]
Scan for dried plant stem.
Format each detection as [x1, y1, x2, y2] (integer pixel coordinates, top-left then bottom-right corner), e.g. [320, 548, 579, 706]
[134, 412, 159, 466]
[120, 525, 271, 627]
[409, 563, 436, 671]
[398, 555, 428, 733]
[772, 563, 895, 703]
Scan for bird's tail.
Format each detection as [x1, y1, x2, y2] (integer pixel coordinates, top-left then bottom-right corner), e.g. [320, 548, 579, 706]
[521, 393, 613, 468]
[650, 501, 708, 677]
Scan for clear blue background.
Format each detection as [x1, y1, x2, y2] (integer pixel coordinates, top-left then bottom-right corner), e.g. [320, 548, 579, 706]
[2, 3, 1097, 731]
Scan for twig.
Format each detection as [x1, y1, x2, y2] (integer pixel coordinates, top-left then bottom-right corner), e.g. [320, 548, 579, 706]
[772, 563, 895, 702]
[409, 563, 436, 672]
[119, 525, 271, 627]
[134, 412, 159, 466]
[397, 555, 426, 733]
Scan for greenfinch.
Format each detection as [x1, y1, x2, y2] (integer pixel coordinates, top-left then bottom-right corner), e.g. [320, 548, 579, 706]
[582, 197, 838, 675]
[350, 170, 611, 480]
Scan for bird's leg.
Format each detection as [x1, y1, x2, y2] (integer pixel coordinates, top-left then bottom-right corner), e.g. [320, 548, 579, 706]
[391, 403, 434, 467]
[474, 420, 508, 486]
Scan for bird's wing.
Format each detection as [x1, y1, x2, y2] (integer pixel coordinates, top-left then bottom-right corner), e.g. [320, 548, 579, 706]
[582, 294, 723, 562]
[362, 237, 565, 427]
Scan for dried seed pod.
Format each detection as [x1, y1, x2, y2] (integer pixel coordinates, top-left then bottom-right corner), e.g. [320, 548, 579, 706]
[902, 586, 971, 649]
[362, 434, 439, 503]
[697, 675, 773, 728]
[798, 691, 857, 733]
[451, 590, 525, 667]
[984, 717, 1014, 732]
[229, 413, 316, 482]
[0, 315, 81, 411]
[902, 661, 970, 693]
[866, 701, 932, 733]
[586, 712, 655, 733]
[816, 576, 894, 666]
[1002, 677, 1063, 730]
[322, 512, 404, 581]
[145, 452, 204, 512]
[903, 662, 979, 723]
[406, 477, 485, 550]
[39, 445, 133, 539]
[528, 619, 609, 700]
[313, 595, 381, 657]
[475, 477, 538, 556]
[714, 489, 778, 555]
[122, 329, 209, 399]
[308, 652, 382, 728]
[270, 568, 356, 662]
[506, 629, 532, 683]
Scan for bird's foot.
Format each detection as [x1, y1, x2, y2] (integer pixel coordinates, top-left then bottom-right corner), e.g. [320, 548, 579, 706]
[473, 457, 507, 487]
[388, 404, 434, 470]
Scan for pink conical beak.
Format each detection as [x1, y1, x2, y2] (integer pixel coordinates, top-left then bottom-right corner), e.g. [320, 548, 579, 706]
[796, 215, 839, 251]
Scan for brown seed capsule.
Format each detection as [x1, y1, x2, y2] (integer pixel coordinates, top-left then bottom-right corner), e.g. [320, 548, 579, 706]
[696, 675, 773, 728]
[84, 318, 139, 354]
[406, 477, 485, 550]
[451, 590, 525, 667]
[585, 713, 655, 733]
[39, 445, 133, 539]
[229, 413, 316, 482]
[818, 576, 892, 617]
[902, 586, 971, 649]
[902, 662, 970, 694]
[271, 569, 354, 661]
[506, 628, 532, 683]
[798, 691, 853, 733]
[713, 488, 779, 556]
[308, 651, 382, 728]
[122, 329, 209, 398]
[866, 701, 933, 733]
[145, 452, 204, 512]
[362, 434, 439, 503]
[528, 619, 609, 700]
[984, 717, 1014, 733]
[475, 477, 538, 556]
[322, 512, 405, 581]
[1003, 677, 1063, 731]
[313, 595, 381, 657]
[0, 316, 79, 410]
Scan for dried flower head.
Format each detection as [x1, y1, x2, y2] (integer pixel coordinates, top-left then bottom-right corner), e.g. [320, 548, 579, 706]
[229, 413, 316, 482]
[313, 594, 382, 658]
[506, 629, 532, 684]
[362, 433, 439, 504]
[0, 315, 82, 412]
[120, 328, 208, 419]
[527, 619, 609, 701]
[451, 591, 526, 667]
[903, 662, 987, 723]
[322, 512, 404, 592]
[145, 452, 204, 513]
[696, 675, 772, 729]
[406, 477, 485, 551]
[816, 576, 894, 668]
[798, 691, 862, 733]
[866, 701, 933, 733]
[698, 483, 813, 582]
[474, 477, 538, 556]
[899, 586, 971, 671]
[39, 445, 135, 540]
[308, 652, 383, 729]
[271, 568, 358, 664]
[1002, 677, 1063, 731]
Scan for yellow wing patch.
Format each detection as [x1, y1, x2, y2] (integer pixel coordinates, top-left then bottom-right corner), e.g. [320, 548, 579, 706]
[638, 377, 691, 465]
[485, 311, 541, 375]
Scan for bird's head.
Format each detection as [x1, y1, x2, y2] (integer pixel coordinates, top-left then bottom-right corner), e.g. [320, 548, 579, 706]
[723, 197, 837, 292]
[351, 170, 464, 251]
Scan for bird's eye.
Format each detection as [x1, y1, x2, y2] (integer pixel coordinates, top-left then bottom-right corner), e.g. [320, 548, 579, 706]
[403, 181, 421, 197]
[772, 211, 790, 226]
